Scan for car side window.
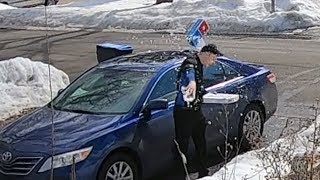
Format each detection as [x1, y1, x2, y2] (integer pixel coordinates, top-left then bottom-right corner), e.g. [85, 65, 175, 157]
[203, 62, 226, 87]
[148, 68, 178, 102]
[221, 63, 241, 80]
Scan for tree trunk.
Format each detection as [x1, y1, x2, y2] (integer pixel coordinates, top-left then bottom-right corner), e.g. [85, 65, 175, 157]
[156, 0, 173, 4]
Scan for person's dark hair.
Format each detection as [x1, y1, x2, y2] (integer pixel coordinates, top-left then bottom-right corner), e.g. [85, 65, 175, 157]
[201, 44, 223, 56]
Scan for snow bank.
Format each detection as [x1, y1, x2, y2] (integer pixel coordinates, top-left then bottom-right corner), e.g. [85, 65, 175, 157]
[0, 3, 15, 10]
[0, 0, 319, 33]
[62, 0, 155, 8]
[0, 57, 69, 121]
[203, 115, 320, 180]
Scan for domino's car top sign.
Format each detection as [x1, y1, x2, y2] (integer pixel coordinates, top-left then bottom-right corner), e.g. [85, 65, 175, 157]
[186, 19, 210, 50]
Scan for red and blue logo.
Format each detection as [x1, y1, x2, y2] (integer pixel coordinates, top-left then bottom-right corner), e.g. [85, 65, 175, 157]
[186, 19, 210, 49]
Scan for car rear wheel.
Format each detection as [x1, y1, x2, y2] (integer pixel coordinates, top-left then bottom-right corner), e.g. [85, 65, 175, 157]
[98, 153, 139, 180]
[239, 104, 264, 150]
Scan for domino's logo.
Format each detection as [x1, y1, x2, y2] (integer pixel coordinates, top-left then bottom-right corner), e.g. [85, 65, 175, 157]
[186, 19, 210, 50]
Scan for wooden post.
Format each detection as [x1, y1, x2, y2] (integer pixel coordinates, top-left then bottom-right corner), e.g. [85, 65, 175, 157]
[271, 0, 275, 13]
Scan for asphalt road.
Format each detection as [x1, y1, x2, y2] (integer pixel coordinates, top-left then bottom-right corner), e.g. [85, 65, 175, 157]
[1, 28, 320, 179]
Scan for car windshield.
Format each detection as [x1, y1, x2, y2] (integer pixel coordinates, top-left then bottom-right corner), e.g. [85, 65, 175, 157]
[52, 67, 155, 114]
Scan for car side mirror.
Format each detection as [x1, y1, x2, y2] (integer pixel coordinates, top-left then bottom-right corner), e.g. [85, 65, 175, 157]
[144, 99, 169, 111]
[142, 99, 168, 120]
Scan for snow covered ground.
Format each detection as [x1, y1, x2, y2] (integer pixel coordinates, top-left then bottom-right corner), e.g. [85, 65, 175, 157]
[204, 115, 320, 180]
[0, 57, 69, 121]
[0, 3, 16, 10]
[0, 0, 320, 33]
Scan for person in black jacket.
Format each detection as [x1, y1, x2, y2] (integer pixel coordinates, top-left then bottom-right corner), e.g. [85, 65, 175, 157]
[174, 44, 222, 179]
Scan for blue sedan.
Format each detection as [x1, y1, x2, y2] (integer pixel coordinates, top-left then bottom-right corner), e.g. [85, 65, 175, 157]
[0, 50, 277, 180]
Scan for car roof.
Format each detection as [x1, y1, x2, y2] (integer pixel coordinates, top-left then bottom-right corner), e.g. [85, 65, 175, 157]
[96, 50, 240, 74]
[97, 50, 191, 72]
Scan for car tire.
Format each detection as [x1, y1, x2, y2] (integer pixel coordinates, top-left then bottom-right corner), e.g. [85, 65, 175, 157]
[97, 153, 139, 180]
[238, 104, 264, 151]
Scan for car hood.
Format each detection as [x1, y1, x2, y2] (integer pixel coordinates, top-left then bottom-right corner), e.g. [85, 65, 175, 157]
[0, 107, 124, 154]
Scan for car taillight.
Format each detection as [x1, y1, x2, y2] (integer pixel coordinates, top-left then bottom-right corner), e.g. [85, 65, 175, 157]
[267, 73, 276, 83]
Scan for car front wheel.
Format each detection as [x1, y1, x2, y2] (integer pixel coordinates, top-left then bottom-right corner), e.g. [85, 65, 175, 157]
[98, 153, 139, 180]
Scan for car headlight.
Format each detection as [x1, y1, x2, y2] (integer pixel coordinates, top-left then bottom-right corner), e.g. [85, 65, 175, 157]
[38, 146, 92, 173]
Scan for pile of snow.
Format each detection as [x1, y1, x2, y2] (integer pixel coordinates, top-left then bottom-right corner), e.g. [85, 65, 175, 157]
[0, 57, 69, 121]
[0, 0, 319, 33]
[203, 115, 320, 180]
[60, 0, 154, 8]
[0, 3, 15, 10]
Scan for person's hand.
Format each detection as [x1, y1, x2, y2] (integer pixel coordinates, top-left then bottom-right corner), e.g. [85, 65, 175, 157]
[186, 81, 196, 97]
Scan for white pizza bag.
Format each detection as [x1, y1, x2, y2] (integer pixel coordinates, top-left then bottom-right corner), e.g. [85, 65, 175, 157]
[203, 92, 240, 104]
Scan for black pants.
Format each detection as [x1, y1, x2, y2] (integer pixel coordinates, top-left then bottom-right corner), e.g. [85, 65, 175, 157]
[173, 107, 208, 179]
